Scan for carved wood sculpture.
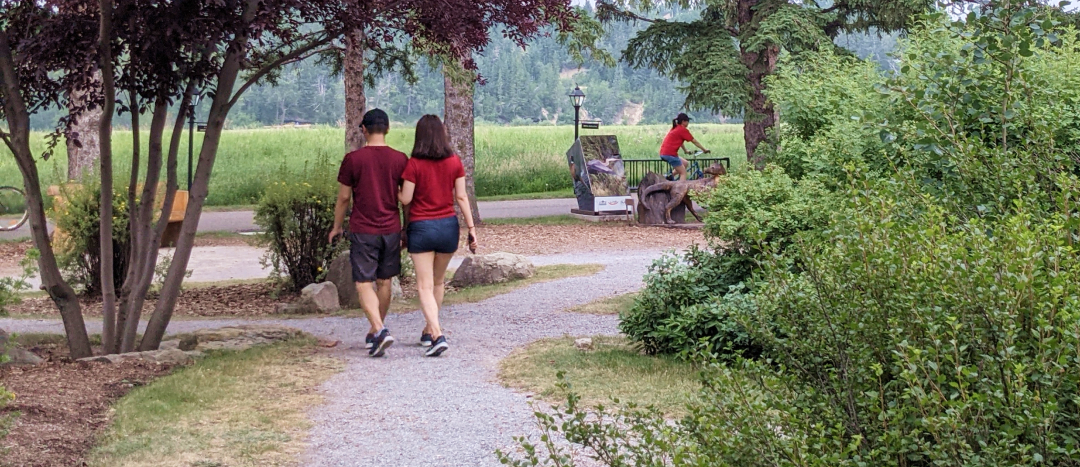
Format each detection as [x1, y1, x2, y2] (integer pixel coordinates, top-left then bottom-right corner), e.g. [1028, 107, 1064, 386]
[637, 163, 727, 225]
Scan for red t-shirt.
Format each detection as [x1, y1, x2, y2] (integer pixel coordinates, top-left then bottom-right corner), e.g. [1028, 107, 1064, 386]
[401, 155, 466, 222]
[337, 145, 408, 235]
[659, 126, 694, 156]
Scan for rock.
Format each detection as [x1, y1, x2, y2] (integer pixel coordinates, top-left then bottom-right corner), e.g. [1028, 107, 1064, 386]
[77, 349, 193, 366]
[300, 281, 340, 313]
[574, 338, 594, 351]
[193, 324, 305, 352]
[450, 252, 535, 288]
[327, 252, 360, 309]
[3, 347, 44, 366]
[179, 334, 199, 351]
[0, 328, 45, 366]
[327, 252, 405, 309]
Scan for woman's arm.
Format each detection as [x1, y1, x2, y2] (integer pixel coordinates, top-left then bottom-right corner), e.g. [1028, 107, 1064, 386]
[399, 180, 416, 206]
[454, 177, 475, 229]
[687, 137, 708, 153]
[454, 176, 478, 251]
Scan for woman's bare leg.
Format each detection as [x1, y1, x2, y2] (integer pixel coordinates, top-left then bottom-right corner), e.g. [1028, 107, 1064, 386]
[411, 251, 442, 337]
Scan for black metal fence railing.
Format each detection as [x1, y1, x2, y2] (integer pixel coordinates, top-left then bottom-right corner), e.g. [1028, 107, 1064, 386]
[622, 157, 731, 192]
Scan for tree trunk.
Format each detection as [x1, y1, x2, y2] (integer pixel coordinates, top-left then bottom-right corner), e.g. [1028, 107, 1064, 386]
[741, 44, 778, 169]
[140, 5, 256, 350]
[443, 64, 482, 226]
[119, 92, 185, 353]
[97, 0, 118, 353]
[66, 77, 102, 181]
[344, 30, 367, 151]
[737, 0, 780, 169]
[0, 32, 93, 359]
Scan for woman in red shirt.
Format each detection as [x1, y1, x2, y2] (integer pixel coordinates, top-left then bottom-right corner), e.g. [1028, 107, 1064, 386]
[398, 115, 479, 357]
[659, 113, 709, 180]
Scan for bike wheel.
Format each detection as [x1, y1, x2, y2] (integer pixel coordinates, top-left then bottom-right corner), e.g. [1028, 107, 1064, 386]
[0, 186, 29, 232]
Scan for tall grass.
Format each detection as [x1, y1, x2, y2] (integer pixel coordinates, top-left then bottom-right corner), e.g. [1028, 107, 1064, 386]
[0, 124, 744, 205]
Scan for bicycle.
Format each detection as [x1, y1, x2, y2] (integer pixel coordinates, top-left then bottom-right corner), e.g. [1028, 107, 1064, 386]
[0, 185, 30, 231]
[665, 150, 710, 181]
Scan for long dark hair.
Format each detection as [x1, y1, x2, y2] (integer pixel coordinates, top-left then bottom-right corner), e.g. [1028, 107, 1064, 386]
[411, 115, 454, 160]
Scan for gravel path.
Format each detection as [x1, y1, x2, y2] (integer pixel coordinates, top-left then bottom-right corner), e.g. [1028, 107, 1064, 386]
[0, 249, 667, 466]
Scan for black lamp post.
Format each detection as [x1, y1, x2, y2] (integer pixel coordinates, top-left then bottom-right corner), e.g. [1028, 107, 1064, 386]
[569, 86, 586, 141]
[187, 93, 201, 191]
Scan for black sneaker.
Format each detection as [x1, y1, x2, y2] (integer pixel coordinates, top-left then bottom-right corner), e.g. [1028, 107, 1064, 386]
[420, 333, 433, 347]
[365, 333, 375, 350]
[425, 335, 448, 357]
[369, 328, 395, 357]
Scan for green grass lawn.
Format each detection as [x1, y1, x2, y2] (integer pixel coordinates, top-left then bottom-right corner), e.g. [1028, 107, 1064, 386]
[499, 336, 701, 417]
[1, 124, 745, 206]
[89, 338, 342, 467]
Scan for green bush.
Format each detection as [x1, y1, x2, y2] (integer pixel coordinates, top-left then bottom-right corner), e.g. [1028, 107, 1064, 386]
[701, 165, 833, 255]
[765, 51, 892, 185]
[255, 161, 344, 292]
[620, 166, 833, 360]
[53, 184, 130, 296]
[618, 246, 755, 360]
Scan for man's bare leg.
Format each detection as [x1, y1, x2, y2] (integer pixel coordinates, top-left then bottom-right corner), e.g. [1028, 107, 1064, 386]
[356, 281, 384, 334]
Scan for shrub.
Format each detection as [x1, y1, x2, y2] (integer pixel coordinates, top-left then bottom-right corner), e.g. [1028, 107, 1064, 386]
[620, 166, 833, 360]
[255, 161, 344, 292]
[52, 184, 130, 296]
[701, 165, 833, 255]
[765, 51, 892, 185]
[618, 247, 754, 359]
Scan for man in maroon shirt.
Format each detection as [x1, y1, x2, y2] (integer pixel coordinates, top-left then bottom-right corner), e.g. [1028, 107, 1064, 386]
[329, 109, 408, 357]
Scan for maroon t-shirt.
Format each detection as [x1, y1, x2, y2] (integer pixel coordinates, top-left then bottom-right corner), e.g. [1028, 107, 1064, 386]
[401, 155, 466, 222]
[337, 146, 409, 235]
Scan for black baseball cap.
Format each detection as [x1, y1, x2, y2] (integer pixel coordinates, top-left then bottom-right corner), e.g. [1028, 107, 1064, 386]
[675, 113, 692, 122]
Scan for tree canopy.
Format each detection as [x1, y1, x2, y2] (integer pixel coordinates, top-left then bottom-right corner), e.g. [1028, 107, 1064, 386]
[596, 0, 961, 166]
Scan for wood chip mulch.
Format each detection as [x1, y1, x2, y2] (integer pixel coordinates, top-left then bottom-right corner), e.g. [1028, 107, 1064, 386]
[1, 358, 174, 467]
[469, 223, 707, 256]
[8, 281, 296, 318]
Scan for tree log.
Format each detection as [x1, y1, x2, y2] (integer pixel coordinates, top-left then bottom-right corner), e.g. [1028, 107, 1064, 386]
[636, 173, 685, 225]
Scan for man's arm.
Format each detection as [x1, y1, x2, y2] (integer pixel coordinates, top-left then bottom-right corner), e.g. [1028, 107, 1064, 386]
[329, 183, 351, 243]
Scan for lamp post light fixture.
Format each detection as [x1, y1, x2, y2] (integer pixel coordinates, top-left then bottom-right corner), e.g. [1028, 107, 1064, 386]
[569, 86, 585, 141]
[187, 93, 203, 191]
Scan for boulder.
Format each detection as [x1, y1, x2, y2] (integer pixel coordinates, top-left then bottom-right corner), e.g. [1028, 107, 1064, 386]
[326, 252, 359, 309]
[178, 334, 199, 351]
[79, 349, 193, 366]
[0, 328, 44, 366]
[450, 252, 535, 288]
[300, 281, 341, 313]
[327, 251, 403, 309]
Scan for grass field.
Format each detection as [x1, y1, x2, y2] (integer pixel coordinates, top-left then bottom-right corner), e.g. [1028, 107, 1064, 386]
[0, 124, 745, 206]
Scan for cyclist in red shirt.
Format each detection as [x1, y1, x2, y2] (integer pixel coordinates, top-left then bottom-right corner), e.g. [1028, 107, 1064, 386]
[398, 115, 479, 357]
[659, 113, 709, 180]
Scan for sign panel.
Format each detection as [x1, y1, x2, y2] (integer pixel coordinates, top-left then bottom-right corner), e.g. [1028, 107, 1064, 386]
[594, 196, 629, 212]
[566, 135, 629, 213]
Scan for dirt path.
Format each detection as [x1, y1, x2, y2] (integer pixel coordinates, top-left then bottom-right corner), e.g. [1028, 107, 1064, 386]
[0, 249, 663, 466]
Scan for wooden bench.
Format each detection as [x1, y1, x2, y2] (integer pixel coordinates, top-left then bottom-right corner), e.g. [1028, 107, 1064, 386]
[47, 184, 188, 248]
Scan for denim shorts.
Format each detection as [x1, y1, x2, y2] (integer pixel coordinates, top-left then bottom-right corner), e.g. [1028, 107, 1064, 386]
[660, 155, 683, 167]
[406, 215, 459, 254]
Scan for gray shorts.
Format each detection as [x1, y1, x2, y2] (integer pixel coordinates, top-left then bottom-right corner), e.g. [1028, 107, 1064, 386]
[348, 232, 401, 282]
